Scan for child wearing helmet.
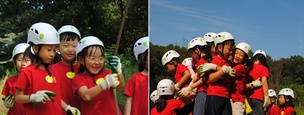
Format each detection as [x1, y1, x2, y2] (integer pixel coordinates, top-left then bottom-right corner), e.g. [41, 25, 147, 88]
[161, 50, 193, 115]
[245, 49, 270, 115]
[151, 79, 193, 115]
[1, 43, 31, 115]
[265, 89, 279, 115]
[124, 36, 149, 115]
[203, 32, 218, 57]
[15, 22, 76, 114]
[72, 36, 124, 115]
[51, 25, 81, 115]
[278, 88, 295, 115]
[150, 90, 159, 104]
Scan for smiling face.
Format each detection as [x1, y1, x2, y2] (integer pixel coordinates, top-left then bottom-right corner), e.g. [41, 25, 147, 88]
[233, 49, 246, 64]
[59, 39, 79, 64]
[218, 42, 234, 60]
[79, 46, 105, 75]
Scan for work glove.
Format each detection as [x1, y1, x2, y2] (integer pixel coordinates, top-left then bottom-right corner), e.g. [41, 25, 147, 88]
[177, 86, 192, 97]
[263, 96, 268, 111]
[99, 74, 120, 90]
[2, 94, 14, 108]
[197, 63, 217, 78]
[29, 90, 56, 104]
[65, 105, 81, 115]
[107, 55, 122, 74]
[221, 65, 236, 77]
[250, 78, 262, 88]
[174, 83, 181, 91]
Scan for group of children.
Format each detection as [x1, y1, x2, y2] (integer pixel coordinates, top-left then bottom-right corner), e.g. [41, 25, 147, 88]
[1, 22, 149, 115]
[151, 32, 295, 115]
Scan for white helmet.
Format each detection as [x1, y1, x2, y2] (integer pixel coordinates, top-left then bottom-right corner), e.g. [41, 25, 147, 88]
[150, 90, 159, 103]
[203, 32, 217, 42]
[187, 37, 206, 50]
[253, 50, 267, 58]
[182, 58, 192, 67]
[268, 89, 277, 97]
[12, 43, 30, 59]
[76, 36, 104, 56]
[27, 22, 59, 45]
[133, 36, 149, 60]
[161, 50, 180, 66]
[235, 42, 251, 56]
[58, 25, 81, 39]
[278, 88, 294, 99]
[157, 79, 175, 96]
[214, 32, 234, 47]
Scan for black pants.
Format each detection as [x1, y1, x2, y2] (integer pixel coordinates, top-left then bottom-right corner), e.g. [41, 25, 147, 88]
[206, 95, 232, 115]
[176, 102, 194, 115]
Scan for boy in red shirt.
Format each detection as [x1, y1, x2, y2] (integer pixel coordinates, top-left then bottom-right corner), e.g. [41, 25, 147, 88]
[72, 36, 124, 115]
[266, 89, 279, 115]
[124, 36, 149, 115]
[51, 25, 81, 115]
[278, 88, 295, 115]
[2, 43, 31, 115]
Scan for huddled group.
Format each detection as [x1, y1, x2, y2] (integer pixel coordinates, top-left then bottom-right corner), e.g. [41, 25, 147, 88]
[1, 22, 150, 115]
[150, 32, 295, 115]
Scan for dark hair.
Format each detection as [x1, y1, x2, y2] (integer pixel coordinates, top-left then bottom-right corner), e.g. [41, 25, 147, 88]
[188, 45, 213, 63]
[77, 45, 104, 74]
[155, 95, 174, 113]
[245, 54, 269, 75]
[138, 50, 148, 72]
[279, 96, 294, 108]
[216, 40, 235, 65]
[60, 32, 80, 42]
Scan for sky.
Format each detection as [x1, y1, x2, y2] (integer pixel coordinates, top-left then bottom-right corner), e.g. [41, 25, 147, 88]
[150, 0, 304, 60]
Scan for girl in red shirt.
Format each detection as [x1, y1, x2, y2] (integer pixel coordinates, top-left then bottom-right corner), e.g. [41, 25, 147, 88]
[124, 36, 149, 115]
[2, 43, 31, 115]
[278, 88, 295, 115]
[266, 89, 279, 115]
[72, 36, 124, 115]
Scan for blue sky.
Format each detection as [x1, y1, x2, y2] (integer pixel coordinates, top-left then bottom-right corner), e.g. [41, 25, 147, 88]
[150, 0, 304, 60]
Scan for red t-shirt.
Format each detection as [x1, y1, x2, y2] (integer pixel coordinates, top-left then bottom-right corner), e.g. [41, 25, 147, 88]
[207, 56, 231, 98]
[268, 105, 279, 115]
[15, 64, 62, 115]
[50, 61, 80, 114]
[150, 99, 185, 115]
[72, 69, 122, 115]
[279, 106, 294, 115]
[248, 64, 269, 101]
[231, 64, 246, 102]
[124, 72, 148, 115]
[2, 75, 25, 115]
[195, 58, 208, 93]
[175, 64, 191, 88]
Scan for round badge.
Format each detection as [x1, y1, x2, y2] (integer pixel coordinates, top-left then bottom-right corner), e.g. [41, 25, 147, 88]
[96, 78, 105, 85]
[45, 75, 53, 83]
[66, 72, 75, 79]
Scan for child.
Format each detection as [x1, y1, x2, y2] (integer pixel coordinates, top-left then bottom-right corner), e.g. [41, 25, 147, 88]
[266, 89, 279, 115]
[278, 88, 294, 115]
[1, 43, 30, 115]
[246, 50, 269, 115]
[124, 36, 149, 115]
[161, 50, 193, 115]
[151, 79, 192, 115]
[15, 22, 79, 114]
[51, 25, 81, 115]
[230, 42, 251, 115]
[150, 90, 159, 104]
[72, 36, 124, 115]
[203, 32, 217, 57]
[178, 37, 213, 115]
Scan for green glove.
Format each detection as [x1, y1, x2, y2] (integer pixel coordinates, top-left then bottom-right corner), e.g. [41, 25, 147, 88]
[2, 94, 14, 108]
[107, 55, 122, 74]
[197, 63, 217, 78]
[29, 90, 56, 104]
[65, 105, 81, 115]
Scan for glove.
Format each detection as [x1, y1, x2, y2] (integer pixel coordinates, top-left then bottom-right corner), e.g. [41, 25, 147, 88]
[65, 105, 81, 115]
[2, 94, 14, 108]
[250, 78, 262, 88]
[177, 86, 192, 97]
[221, 65, 236, 77]
[263, 96, 268, 111]
[99, 74, 120, 90]
[29, 90, 56, 104]
[174, 83, 181, 91]
[197, 63, 217, 78]
[107, 55, 122, 74]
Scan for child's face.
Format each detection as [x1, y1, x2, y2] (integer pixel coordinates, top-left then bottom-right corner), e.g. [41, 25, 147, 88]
[233, 49, 245, 64]
[59, 39, 78, 63]
[210, 44, 217, 57]
[188, 50, 199, 64]
[35, 44, 58, 64]
[218, 43, 234, 60]
[266, 97, 276, 106]
[278, 95, 286, 105]
[165, 62, 176, 73]
[15, 54, 31, 71]
[81, 46, 104, 75]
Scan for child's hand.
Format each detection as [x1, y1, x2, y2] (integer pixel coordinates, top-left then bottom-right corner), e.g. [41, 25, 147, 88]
[107, 55, 122, 74]
[100, 74, 120, 90]
[263, 96, 268, 111]
[29, 90, 56, 104]
[221, 65, 236, 77]
[65, 105, 81, 115]
[174, 83, 181, 91]
[2, 94, 14, 108]
[177, 86, 192, 97]
[250, 78, 262, 88]
[197, 63, 217, 78]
